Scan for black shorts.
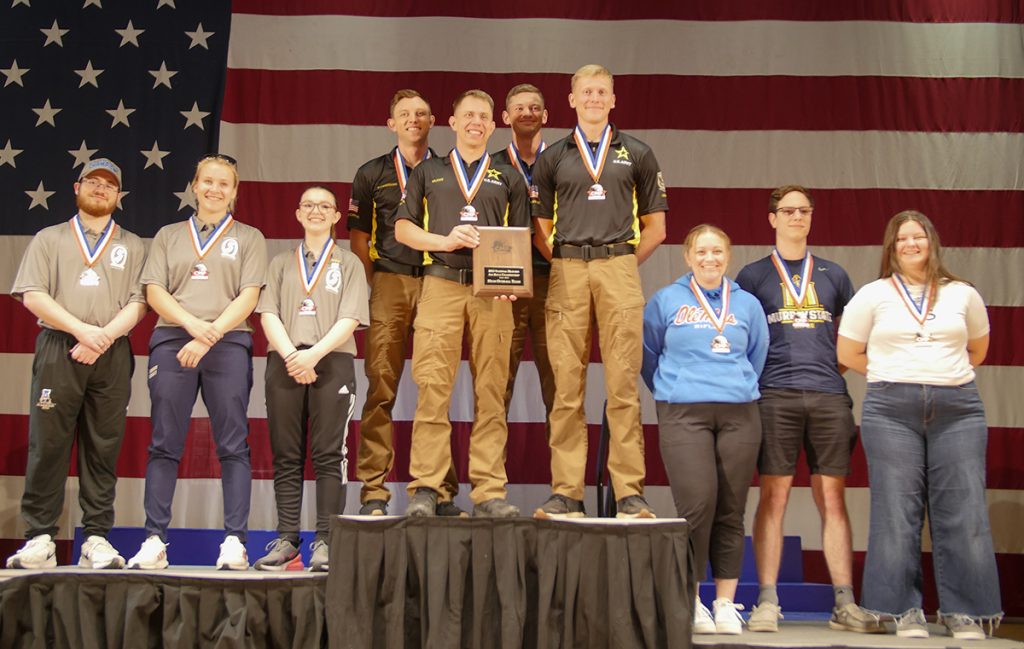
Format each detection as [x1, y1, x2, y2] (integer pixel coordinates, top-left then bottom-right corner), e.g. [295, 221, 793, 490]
[756, 388, 857, 476]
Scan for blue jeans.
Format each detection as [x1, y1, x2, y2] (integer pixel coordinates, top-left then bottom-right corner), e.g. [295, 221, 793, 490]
[860, 381, 1002, 618]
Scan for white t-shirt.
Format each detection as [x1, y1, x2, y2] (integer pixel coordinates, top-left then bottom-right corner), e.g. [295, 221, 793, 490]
[839, 278, 989, 385]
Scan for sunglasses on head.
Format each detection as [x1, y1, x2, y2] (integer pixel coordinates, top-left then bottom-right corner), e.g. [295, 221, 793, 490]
[200, 153, 238, 167]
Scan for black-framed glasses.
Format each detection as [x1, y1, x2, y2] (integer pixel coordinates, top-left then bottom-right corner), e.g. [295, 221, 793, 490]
[200, 153, 238, 167]
[775, 207, 813, 217]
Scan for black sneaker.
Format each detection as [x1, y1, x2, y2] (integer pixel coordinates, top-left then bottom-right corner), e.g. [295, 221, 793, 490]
[533, 494, 586, 519]
[473, 498, 520, 518]
[436, 500, 469, 518]
[405, 488, 437, 517]
[359, 499, 388, 516]
[615, 495, 656, 519]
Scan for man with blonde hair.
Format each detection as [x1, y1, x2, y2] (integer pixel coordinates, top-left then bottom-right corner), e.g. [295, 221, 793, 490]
[532, 64, 667, 519]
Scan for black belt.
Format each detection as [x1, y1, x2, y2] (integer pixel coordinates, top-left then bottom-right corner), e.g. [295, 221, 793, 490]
[423, 264, 473, 286]
[553, 243, 635, 261]
[373, 259, 423, 277]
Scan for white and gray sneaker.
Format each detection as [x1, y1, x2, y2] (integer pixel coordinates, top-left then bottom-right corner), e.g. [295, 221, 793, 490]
[693, 596, 716, 634]
[895, 609, 930, 639]
[79, 535, 125, 569]
[748, 601, 783, 632]
[713, 598, 745, 635]
[6, 534, 57, 569]
[309, 539, 329, 572]
[216, 535, 249, 571]
[128, 535, 169, 570]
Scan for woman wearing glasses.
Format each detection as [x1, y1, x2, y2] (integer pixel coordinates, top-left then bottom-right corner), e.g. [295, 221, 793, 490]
[253, 187, 368, 572]
[128, 154, 267, 570]
[837, 211, 1001, 639]
[642, 224, 768, 635]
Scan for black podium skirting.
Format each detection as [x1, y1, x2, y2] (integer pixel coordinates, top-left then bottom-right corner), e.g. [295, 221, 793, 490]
[0, 571, 326, 649]
[327, 517, 693, 649]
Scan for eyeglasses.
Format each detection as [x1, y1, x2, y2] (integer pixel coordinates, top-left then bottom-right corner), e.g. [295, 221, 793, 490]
[200, 153, 238, 167]
[299, 202, 337, 213]
[80, 177, 119, 192]
[775, 207, 813, 217]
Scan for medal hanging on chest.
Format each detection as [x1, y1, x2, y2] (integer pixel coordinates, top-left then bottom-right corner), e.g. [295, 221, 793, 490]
[188, 214, 234, 281]
[451, 150, 489, 222]
[770, 249, 814, 327]
[296, 239, 335, 316]
[71, 215, 117, 287]
[891, 274, 937, 344]
[690, 276, 733, 353]
[574, 125, 611, 201]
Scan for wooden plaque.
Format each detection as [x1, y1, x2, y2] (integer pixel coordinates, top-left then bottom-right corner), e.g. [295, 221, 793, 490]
[472, 226, 533, 298]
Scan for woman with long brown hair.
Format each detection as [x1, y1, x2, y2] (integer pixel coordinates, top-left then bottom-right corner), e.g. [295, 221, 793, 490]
[837, 211, 1001, 639]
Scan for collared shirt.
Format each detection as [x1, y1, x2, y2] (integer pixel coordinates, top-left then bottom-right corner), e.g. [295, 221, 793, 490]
[491, 147, 548, 269]
[12, 218, 146, 327]
[347, 147, 438, 267]
[256, 242, 369, 355]
[393, 153, 531, 269]
[140, 217, 266, 331]
[531, 124, 668, 246]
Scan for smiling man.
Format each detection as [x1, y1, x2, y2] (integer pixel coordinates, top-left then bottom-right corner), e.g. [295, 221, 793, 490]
[8, 158, 147, 570]
[348, 90, 464, 517]
[531, 64, 667, 519]
[490, 84, 556, 443]
[394, 89, 531, 518]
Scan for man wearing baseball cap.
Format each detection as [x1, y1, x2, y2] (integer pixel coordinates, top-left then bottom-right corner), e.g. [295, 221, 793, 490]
[6, 158, 148, 569]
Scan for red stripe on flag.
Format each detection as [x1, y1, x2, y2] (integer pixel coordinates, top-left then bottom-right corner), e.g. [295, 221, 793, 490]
[230, 0, 1024, 23]
[224, 70, 1024, 133]
[1, 415, 1022, 490]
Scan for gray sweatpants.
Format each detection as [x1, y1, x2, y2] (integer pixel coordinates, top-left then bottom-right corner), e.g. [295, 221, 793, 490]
[657, 401, 761, 583]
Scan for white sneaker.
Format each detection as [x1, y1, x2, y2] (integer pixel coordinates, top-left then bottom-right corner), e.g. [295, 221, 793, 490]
[79, 535, 125, 569]
[216, 535, 249, 570]
[693, 597, 716, 634]
[5, 534, 57, 569]
[127, 535, 169, 570]
[713, 598, 745, 635]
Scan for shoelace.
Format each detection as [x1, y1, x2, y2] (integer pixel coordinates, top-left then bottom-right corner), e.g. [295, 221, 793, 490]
[894, 609, 926, 628]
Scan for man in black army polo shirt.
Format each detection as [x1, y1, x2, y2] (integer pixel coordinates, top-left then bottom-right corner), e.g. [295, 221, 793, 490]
[490, 83, 556, 440]
[532, 64, 667, 519]
[348, 89, 463, 517]
[394, 89, 531, 518]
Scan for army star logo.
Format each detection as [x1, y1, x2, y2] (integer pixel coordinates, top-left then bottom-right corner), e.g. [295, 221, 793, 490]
[615, 145, 630, 160]
[486, 168, 502, 180]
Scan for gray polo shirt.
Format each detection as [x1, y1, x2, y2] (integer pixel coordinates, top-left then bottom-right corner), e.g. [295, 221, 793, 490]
[140, 216, 267, 332]
[256, 242, 369, 355]
[11, 217, 146, 328]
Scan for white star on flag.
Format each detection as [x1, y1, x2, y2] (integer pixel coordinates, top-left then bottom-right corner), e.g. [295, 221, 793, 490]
[141, 141, 170, 169]
[75, 61, 104, 88]
[1, 60, 29, 87]
[0, 140, 24, 168]
[106, 100, 135, 127]
[185, 23, 213, 49]
[115, 190, 130, 211]
[11, 0, 31, 7]
[173, 181, 196, 210]
[180, 102, 210, 130]
[32, 99, 61, 127]
[25, 181, 56, 210]
[149, 61, 178, 89]
[83, 0, 102, 7]
[115, 20, 144, 47]
[40, 19, 69, 47]
[68, 141, 97, 168]
[156, 0, 175, 8]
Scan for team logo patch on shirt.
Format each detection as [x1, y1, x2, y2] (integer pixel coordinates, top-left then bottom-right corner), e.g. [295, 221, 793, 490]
[36, 389, 56, 411]
[348, 198, 359, 213]
[109, 245, 128, 270]
[325, 262, 341, 293]
[657, 171, 666, 192]
[220, 237, 239, 260]
[529, 184, 539, 200]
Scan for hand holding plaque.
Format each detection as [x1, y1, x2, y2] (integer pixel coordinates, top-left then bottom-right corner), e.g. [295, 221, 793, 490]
[473, 226, 533, 298]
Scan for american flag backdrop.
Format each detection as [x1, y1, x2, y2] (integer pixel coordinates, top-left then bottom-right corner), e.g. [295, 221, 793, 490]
[1, 1, 1021, 615]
